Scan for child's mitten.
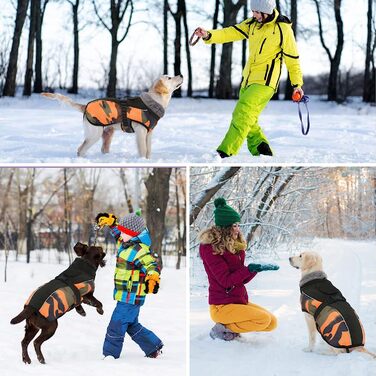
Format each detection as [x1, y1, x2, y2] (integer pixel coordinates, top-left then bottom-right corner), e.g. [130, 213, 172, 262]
[145, 273, 160, 294]
[248, 263, 279, 272]
[95, 212, 117, 228]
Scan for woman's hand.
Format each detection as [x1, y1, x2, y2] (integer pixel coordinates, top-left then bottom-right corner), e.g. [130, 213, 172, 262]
[292, 87, 305, 102]
[194, 27, 209, 39]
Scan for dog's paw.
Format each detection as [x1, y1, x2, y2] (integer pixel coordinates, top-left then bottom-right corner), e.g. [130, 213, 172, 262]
[97, 307, 104, 315]
[303, 347, 314, 353]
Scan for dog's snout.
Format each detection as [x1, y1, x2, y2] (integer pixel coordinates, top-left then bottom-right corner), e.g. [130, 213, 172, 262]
[289, 257, 292, 261]
[179, 74, 183, 78]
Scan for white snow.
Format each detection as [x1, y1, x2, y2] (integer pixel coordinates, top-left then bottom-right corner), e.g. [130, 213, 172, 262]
[190, 239, 376, 376]
[0, 251, 186, 376]
[0, 95, 375, 163]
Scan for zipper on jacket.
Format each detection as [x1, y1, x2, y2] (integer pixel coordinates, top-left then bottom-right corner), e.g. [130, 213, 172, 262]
[259, 38, 267, 54]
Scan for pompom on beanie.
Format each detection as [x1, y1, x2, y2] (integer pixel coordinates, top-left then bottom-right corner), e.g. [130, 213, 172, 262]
[214, 197, 241, 227]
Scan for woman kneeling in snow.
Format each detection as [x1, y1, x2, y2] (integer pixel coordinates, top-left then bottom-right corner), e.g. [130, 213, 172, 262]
[199, 197, 279, 340]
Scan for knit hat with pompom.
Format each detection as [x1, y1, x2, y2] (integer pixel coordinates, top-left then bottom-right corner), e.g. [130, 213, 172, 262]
[117, 209, 145, 237]
[214, 197, 241, 227]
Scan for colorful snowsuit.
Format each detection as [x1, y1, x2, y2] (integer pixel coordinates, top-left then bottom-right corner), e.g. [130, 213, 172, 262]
[199, 240, 277, 333]
[204, 9, 304, 156]
[25, 258, 96, 321]
[85, 95, 164, 133]
[103, 228, 162, 358]
[300, 276, 365, 349]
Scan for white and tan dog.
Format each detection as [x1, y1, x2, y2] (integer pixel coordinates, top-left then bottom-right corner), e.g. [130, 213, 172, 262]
[42, 75, 183, 159]
[289, 251, 375, 358]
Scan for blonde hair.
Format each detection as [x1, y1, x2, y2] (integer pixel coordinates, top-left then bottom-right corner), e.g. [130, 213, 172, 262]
[200, 226, 246, 255]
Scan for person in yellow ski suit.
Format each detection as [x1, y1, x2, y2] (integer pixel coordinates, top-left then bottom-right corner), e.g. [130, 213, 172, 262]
[194, 0, 304, 157]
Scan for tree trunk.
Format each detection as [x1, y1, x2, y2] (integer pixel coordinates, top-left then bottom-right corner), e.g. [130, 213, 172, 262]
[171, 1, 183, 97]
[241, 1, 247, 69]
[215, 0, 246, 99]
[174, 169, 182, 269]
[23, 0, 38, 96]
[3, 0, 29, 97]
[284, 0, 297, 100]
[363, 0, 373, 102]
[107, 35, 119, 97]
[34, 0, 46, 93]
[145, 168, 172, 270]
[68, 0, 80, 94]
[209, 0, 220, 98]
[163, 0, 169, 74]
[182, 0, 192, 96]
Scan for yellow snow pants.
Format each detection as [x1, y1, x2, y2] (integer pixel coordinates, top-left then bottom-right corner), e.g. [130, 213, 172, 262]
[210, 302, 277, 333]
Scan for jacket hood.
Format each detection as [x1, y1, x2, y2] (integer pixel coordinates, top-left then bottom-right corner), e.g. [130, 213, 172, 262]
[199, 228, 217, 245]
[130, 228, 152, 246]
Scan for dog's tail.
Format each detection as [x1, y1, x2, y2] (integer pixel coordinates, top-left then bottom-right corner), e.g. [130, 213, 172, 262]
[41, 92, 85, 113]
[10, 306, 34, 325]
[357, 347, 376, 359]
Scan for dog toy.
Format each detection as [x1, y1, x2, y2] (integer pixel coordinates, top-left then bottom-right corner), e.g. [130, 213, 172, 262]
[292, 93, 310, 135]
[95, 212, 117, 228]
[248, 263, 279, 272]
[145, 273, 160, 294]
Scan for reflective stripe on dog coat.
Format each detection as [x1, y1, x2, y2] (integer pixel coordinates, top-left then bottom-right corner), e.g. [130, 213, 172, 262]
[300, 278, 365, 349]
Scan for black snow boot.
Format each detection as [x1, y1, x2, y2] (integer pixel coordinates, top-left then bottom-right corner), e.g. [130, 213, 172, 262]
[217, 150, 230, 159]
[257, 142, 273, 156]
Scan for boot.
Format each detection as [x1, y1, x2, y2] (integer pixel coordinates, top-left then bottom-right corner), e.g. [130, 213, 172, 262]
[210, 323, 238, 341]
[146, 344, 164, 358]
[257, 142, 273, 156]
[217, 150, 230, 159]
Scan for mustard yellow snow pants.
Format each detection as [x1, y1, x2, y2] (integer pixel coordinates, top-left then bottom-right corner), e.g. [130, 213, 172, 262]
[210, 302, 277, 333]
[217, 84, 275, 156]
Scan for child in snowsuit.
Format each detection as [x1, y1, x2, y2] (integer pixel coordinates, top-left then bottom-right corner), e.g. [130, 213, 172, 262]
[194, 0, 304, 158]
[199, 198, 279, 340]
[96, 211, 163, 359]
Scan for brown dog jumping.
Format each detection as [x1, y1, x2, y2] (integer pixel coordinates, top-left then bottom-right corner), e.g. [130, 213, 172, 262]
[10, 242, 106, 364]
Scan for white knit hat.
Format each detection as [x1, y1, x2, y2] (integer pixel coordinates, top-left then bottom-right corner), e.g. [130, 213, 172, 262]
[251, 0, 276, 14]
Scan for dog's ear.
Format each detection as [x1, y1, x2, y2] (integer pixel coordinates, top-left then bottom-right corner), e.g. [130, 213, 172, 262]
[74, 242, 88, 256]
[154, 79, 169, 95]
[303, 252, 321, 270]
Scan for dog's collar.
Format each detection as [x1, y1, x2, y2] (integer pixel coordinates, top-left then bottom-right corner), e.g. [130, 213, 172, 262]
[299, 271, 327, 287]
[140, 92, 165, 119]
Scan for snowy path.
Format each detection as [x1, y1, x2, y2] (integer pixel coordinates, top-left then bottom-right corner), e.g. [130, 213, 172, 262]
[0, 95, 375, 164]
[190, 239, 376, 376]
[0, 253, 186, 376]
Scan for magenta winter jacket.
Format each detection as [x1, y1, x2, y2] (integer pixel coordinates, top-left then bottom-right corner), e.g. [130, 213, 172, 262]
[199, 243, 257, 305]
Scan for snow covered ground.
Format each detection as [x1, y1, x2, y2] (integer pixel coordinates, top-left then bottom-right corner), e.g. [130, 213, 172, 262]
[190, 239, 376, 376]
[0, 95, 375, 164]
[0, 251, 186, 376]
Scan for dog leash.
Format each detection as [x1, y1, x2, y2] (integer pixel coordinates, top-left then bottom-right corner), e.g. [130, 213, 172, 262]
[189, 28, 201, 46]
[293, 94, 310, 135]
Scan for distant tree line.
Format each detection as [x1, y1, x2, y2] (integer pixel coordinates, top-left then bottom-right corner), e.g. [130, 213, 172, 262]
[1, 0, 375, 102]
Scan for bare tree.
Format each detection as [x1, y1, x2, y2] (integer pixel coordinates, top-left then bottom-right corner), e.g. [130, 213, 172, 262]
[92, 0, 134, 97]
[182, 0, 192, 96]
[215, 0, 246, 99]
[33, 0, 49, 93]
[23, 0, 38, 96]
[313, 0, 344, 101]
[209, 0, 220, 98]
[190, 167, 241, 224]
[3, 0, 29, 97]
[363, 0, 375, 102]
[163, 0, 169, 74]
[284, 0, 297, 100]
[145, 168, 172, 269]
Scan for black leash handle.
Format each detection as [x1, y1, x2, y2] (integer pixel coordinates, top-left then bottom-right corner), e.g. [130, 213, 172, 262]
[189, 28, 201, 46]
[297, 95, 310, 135]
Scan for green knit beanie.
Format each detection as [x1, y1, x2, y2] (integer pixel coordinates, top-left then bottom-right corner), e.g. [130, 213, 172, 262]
[214, 197, 241, 227]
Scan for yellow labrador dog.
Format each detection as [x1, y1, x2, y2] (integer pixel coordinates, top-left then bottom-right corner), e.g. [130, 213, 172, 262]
[289, 251, 375, 358]
[42, 75, 183, 159]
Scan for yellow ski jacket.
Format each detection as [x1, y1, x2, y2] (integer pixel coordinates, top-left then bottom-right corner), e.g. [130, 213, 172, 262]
[205, 9, 303, 91]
